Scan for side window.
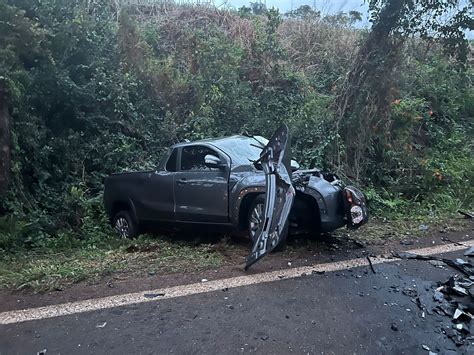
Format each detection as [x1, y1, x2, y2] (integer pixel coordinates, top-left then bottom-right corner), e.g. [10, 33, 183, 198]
[181, 146, 220, 171]
[166, 149, 178, 172]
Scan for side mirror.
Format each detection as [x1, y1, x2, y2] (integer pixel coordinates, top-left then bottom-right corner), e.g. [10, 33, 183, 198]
[290, 160, 300, 172]
[204, 154, 224, 169]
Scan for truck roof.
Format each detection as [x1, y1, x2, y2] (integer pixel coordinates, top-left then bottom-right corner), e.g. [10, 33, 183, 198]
[171, 135, 247, 148]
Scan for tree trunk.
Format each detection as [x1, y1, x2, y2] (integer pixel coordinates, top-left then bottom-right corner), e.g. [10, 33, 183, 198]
[0, 83, 11, 198]
[334, 0, 406, 179]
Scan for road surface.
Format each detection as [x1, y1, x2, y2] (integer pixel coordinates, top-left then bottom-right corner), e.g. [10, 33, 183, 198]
[1, 237, 474, 354]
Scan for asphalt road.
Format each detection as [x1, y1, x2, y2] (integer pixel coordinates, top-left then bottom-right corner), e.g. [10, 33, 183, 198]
[1, 246, 474, 354]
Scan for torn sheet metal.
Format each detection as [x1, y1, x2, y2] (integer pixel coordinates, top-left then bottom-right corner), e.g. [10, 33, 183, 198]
[393, 252, 474, 277]
[245, 124, 295, 270]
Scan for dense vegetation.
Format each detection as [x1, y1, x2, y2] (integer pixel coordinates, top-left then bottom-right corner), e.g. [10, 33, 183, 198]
[0, 0, 472, 253]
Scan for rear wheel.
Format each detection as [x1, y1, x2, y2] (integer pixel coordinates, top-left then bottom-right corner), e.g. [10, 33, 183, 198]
[247, 195, 287, 250]
[113, 210, 139, 239]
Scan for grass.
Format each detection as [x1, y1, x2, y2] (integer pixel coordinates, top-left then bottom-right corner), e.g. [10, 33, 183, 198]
[0, 234, 225, 292]
[0, 212, 471, 293]
[341, 214, 471, 244]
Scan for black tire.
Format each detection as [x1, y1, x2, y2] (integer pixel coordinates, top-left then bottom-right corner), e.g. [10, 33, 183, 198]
[247, 195, 288, 251]
[113, 210, 139, 239]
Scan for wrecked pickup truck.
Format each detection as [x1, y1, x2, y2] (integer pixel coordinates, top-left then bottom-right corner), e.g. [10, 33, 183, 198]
[104, 125, 368, 268]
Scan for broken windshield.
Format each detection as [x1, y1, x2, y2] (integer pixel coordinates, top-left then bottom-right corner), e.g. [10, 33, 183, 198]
[216, 136, 269, 165]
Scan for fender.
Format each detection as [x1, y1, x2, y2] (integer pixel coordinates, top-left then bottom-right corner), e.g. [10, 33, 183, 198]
[230, 185, 266, 227]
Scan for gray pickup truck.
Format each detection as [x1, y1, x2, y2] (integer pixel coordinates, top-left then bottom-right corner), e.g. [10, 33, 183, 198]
[104, 126, 368, 267]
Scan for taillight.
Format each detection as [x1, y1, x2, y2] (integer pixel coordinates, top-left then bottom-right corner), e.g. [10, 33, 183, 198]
[345, 189, 353, 204]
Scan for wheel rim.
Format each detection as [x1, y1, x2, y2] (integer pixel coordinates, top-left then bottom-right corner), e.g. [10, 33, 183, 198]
[249, 203, 264, 241]
[114, 217, 130, 238]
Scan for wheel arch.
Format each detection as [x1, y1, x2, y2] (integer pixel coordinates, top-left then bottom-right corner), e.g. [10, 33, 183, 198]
[292, 190, 321, 233]
[234, 189, 265, 230]
[110, 199, 139, 225]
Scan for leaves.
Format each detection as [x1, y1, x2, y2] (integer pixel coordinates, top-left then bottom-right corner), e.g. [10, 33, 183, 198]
[0, 2, 472, 252]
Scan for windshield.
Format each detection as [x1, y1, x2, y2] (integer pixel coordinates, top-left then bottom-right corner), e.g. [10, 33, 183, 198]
[215, 136, 268, 165]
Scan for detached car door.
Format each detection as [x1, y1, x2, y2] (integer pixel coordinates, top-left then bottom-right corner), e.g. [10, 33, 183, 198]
[174, 145, 229, 223]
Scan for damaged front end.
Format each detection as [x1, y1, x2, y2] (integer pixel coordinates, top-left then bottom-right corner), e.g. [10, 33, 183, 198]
[245, 125, 295, 270]
[343, 186, 369, 229]
[245, 125, 368, 269]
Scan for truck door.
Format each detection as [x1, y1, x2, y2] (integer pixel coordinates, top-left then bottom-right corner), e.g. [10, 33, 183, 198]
[174, 145, 229, 223]
[140, 148, 177, 221]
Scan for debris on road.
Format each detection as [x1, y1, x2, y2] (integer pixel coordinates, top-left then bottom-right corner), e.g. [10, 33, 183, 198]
[96, 321, 107, 328]
[391, 323, 398, 331]
[201, 279, 208, 283]
[366, 256, 376, 274]
[464, 246, 474, 257]
[428, 260, 446, 268]
[37, 350, 47, 355]
[143, 293, 165, 299]
[392, 252, 474, 276]
[393, 248, 474, 348]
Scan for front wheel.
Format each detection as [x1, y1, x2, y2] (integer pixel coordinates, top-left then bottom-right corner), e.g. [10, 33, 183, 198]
[113, 210, 139, 239]
[247, 195, 287, 251]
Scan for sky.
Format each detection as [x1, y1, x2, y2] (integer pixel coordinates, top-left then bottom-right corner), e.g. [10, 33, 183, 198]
[219, 0, 473, 38]
[223, 0, 371, 24]
[224, 0, 368, 14]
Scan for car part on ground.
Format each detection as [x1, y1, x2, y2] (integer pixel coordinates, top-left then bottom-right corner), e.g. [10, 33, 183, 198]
[394, 247, 474, 347]
[245, 124, 295, 270]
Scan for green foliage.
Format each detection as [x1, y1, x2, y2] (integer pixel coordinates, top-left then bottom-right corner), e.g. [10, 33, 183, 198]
[0, 1, 472, 255]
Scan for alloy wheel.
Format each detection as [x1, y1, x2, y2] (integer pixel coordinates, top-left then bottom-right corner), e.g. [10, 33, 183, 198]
[114, 217, 130, 238]
[249, 202, 264, 241]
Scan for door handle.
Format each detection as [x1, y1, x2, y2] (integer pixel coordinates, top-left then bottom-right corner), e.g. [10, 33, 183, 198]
[177, 178, 187, 185]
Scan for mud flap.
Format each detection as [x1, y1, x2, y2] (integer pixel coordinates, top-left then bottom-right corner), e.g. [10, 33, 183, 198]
[245, 125, 296, 270]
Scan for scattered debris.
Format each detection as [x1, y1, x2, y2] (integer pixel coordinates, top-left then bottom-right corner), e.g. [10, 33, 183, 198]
[349, 238, 366, 249]
[464, 247, 474, 257]
[37, 350, 47, 355]
[393, 252, 474, 277]
[428, 260, 446, 268]
[452, 285, 468, 296]
[366, 256, 376, 274]
[96, 321, 107, 328]
[458, 210, 473, 219]
[391, 323, 399, 331]
[454, 322, 470, 335]
[433, 290, 444, 302]
[201, 279, 208, 283]
[421, 344, 430, 351]
[402, 287, 418, 298]
[143, 293, 165, 299]
[394, 249, 474, 349]
[419, 224, 429, 232]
